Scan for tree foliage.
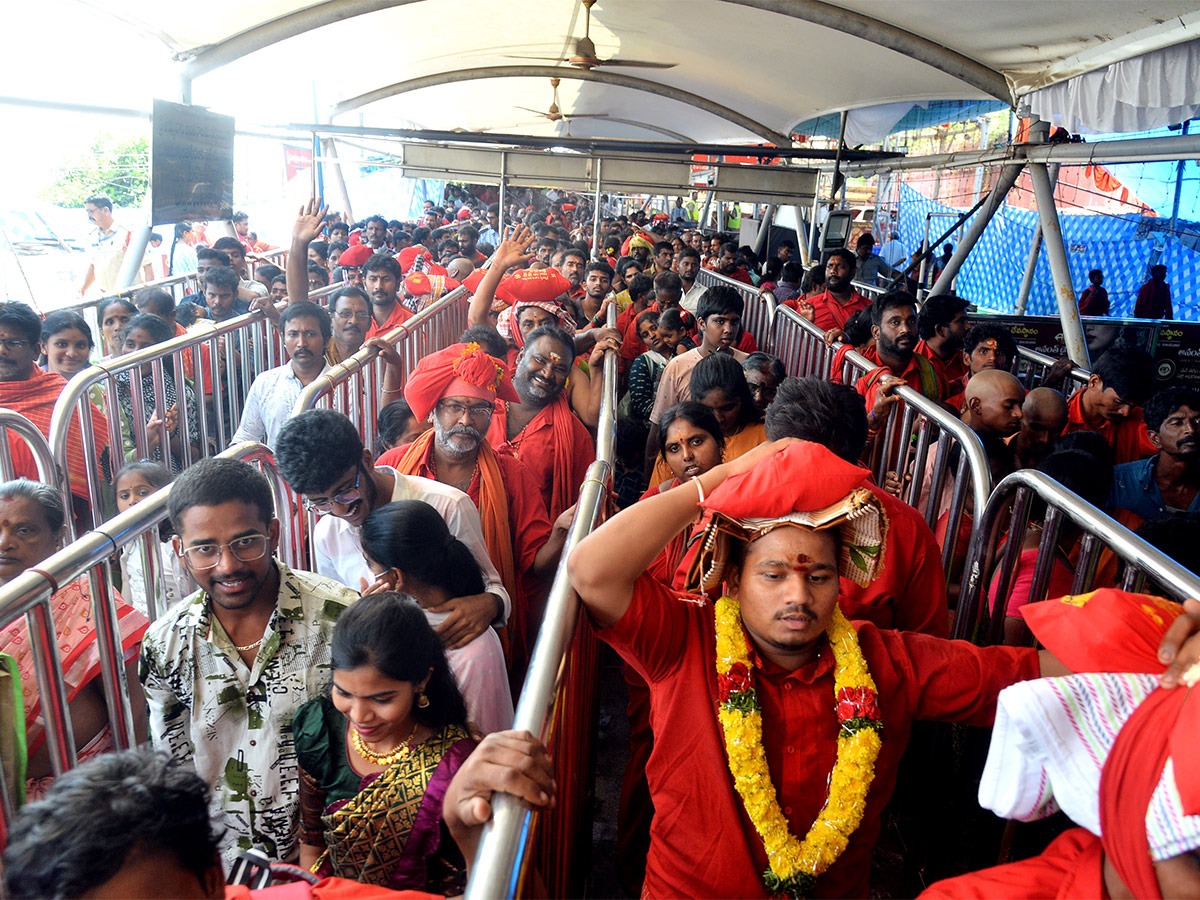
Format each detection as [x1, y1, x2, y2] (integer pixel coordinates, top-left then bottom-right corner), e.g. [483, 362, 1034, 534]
[41, 132, 150, 208]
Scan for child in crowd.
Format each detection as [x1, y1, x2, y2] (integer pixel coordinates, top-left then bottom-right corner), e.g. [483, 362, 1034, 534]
[113, 461, 189, 619]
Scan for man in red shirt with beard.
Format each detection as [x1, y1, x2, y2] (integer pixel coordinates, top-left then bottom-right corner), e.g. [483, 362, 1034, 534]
[784, 249, 871, 331]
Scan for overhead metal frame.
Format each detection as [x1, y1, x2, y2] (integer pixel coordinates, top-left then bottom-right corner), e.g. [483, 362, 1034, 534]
[328, 66, 794, 146]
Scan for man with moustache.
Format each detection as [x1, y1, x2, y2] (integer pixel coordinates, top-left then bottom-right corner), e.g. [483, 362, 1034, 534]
[230, 301, 331, 450]
[783, 249, 871, 331]
[274, 409, 510, 647]
[362, 252, 413, 339]
[324, 286, 371, 365]
[1109, 386, 1200, 521]
[375, 342, 571, 677]
[140, 457, 360, 867]
[856, 291, 946, 436]
[486, 326, 596, 520]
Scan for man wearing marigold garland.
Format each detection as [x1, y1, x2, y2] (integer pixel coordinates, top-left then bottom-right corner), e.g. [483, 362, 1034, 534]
[568, 440, 1200, 898]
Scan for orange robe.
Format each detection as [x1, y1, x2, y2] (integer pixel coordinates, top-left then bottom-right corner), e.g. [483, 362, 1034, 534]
[486, 397, 595, 520]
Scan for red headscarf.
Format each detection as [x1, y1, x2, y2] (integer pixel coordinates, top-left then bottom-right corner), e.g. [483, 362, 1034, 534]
[402, 342, 519, 421]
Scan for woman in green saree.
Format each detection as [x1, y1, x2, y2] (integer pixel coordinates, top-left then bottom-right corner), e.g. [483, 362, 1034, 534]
[294, 593, 474, 893]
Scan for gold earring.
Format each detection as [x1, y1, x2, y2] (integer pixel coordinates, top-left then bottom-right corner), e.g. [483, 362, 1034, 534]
[416, 692, 430, 709]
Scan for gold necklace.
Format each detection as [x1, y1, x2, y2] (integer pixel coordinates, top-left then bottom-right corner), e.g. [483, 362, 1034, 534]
[351, 723, 419, 767]
[233, 636, 263, 652]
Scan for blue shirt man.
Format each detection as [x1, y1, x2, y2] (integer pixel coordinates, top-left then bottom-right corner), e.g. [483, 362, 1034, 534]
[1107, 387, 1200, 522]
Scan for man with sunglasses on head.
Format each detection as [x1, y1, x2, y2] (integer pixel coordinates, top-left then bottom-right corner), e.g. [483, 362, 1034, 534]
[275, 409, 511, 649]
[139, 457, 360, 870]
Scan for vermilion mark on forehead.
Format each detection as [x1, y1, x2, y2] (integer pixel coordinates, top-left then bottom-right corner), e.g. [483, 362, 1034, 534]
[792, 553, 811, 573]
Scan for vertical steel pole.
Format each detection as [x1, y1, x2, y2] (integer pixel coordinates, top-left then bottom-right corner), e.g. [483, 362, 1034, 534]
[792, 205, 812, 267]
[115, 224, 152, 291]
[591, 158, 603, 260]
[807, 172, 822, 259]
[927, 162, 1025, 297]
[752, 203, 776, 259]
[1015, 163, 1059, 315]
[498, 152, 507, 237]
[1029, 162, 1091, 367]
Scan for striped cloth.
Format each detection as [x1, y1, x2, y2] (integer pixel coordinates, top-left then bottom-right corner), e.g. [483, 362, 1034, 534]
[979, 672, 1200, 861]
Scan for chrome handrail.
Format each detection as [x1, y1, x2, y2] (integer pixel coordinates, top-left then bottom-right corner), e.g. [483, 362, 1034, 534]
[0, 409, 60, 485]
[955, 469, 1200, 642]
[1014, 345, 1090, 393]
[464, 302, 619, 900]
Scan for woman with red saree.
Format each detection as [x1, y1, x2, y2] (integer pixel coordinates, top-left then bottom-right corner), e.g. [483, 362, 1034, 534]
[294, 592, 475, 894]
[0, 479, 149, 795]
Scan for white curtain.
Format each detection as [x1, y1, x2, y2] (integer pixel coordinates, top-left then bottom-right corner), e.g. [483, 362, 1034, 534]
[1021, 37, 1200, 134]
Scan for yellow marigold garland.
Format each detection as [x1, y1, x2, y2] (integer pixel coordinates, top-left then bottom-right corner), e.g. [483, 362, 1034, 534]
[714, 595, 883, 898]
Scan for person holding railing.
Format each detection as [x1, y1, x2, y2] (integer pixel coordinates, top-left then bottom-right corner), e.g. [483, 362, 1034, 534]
[0, 479, 149, 794]
[568, 438, 1200, 899]
[114, 313, 201, 472]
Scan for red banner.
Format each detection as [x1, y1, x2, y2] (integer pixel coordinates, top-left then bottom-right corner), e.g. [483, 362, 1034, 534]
[283, 145, 312, 181]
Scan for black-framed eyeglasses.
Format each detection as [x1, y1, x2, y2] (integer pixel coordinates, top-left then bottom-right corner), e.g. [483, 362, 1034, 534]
[302, 469, 362, 513]
[178, 534, 270, 569]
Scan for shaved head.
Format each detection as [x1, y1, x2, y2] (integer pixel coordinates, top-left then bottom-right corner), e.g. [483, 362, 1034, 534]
[965, 369, 1025, 437]
[1014, 387, 1068, 466]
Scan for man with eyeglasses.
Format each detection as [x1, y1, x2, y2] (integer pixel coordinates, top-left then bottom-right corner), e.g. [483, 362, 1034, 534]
[0, 301, 109, 511]
[376, 342, 574, 682]
[275, 408, 511, 652]
[140, 457, 360, 868]
[486, 325, 600, 520]
[324, 286, 371, 365]
[230, 301, 331, 450]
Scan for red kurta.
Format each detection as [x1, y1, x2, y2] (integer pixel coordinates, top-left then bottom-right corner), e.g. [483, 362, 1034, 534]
[917, 827, 1105, 899]
[365, 301, 414, 341]
[830, 343, 879, 381]
[1064, 389, 1155, 465]
[599, 574, 1038, 899]
[486, 397, 595, 520]
[855, 354, 947, 410]
[788, 289, 871, 331]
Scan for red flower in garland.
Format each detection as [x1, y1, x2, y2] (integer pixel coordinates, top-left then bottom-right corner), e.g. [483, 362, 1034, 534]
[718, 661, 753, 702]
[836, 686, 881, 722]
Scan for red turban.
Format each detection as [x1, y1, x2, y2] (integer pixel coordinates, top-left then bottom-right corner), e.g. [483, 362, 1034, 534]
[403, 342, 519, 421]
[562, 203, 576, 212]
[495, 301, 576, 348]
[397, 246, 434, 275]
[457, 207, 472, 220]
[337, 244, 373, 268]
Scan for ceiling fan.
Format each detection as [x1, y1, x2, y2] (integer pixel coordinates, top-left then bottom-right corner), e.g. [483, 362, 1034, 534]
[514, 78, 609, 122]
[507, 0, 676, 70]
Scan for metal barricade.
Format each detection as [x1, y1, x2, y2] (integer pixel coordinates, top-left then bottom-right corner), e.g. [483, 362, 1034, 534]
[955, 469, 1200, 643]
[851, 279, 887, 301]
[49, 306, 287, 531]
[0, 440, 304, 843]
[292, 287, 471, 452]
[1013, 346, 1090, 394]
[465, 305, 619, 900]
[769, 304, 840, 380]
[0, 409, 60, 486]
[693, 267, 774, 352]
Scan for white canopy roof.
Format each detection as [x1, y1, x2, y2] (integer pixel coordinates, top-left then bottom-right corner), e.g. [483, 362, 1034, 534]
[19, 0, 1200, 144]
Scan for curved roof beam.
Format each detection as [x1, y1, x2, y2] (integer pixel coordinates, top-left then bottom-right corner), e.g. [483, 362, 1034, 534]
[179, 0, 425, 81]
[331, 66, 792, 146]
[715, 0, 1012, 104]
[483, 116, 695, 143]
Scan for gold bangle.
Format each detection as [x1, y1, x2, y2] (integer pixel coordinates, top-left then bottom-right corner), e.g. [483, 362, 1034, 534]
[693, 476, 707, 506]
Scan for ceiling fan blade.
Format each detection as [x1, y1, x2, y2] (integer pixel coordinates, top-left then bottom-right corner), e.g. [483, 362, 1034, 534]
[514, 106, 548, 115]
[595, 59, 677, 69]
[503, 55, 571, 63]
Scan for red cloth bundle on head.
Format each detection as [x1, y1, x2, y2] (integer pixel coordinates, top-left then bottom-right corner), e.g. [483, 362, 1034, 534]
[503, 267, 572, 306]
[337, 244, 373, 268]
[397, 246, 433, 275]
[402, 342, 520, 421]
[1023, 589, 1185, 675]
[456, 207, 472, 220]
[462, 269, 517, 306]
[562, 203, 576, 212]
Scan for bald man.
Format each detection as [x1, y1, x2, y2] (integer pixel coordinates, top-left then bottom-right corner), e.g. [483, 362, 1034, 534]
[963, 369, 1025, 439]
[1009, 387, 1068, 469]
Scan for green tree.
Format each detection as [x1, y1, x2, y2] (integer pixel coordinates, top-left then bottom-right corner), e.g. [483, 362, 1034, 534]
[41, 132, 149, 208]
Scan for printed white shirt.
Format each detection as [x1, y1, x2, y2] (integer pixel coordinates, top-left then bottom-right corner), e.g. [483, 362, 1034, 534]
[140, 562, 358, 867]
[231, 362, 329, 450]
[312, 467, 511, 623]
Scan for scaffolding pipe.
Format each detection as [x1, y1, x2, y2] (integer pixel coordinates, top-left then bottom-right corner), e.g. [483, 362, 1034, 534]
[1029, 162, 1091, 367]
[1014, 163, 1060, 315]
[752, 204, 776, 258]
[113, 224, 152, 292]
[927, 163, 1024, 298]
[322, 137, 355, 223]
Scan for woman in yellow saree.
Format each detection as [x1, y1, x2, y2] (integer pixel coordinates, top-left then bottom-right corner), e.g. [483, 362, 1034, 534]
[294, 592, 473, 894]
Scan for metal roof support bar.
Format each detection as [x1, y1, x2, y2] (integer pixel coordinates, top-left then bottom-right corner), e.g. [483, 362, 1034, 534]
[1014, 163, 1059, 315]
[591, 158, 603, 261]
[720, 0, 1011, 103]
[927, 162, 1024, 298]
[329, 66, 794, 147]
[1029, 160, 1090, 367]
